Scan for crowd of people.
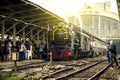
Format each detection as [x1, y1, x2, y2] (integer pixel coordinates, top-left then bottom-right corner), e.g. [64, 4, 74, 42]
[1, 36, 47, 61]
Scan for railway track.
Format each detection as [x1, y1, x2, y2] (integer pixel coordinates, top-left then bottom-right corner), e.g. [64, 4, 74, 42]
[21, 61, 88, 79]
[0, 61, 48, 72]
[16, 57, 106, 79]
[0, 60, 72, 71]
[88, 63, 110, 80]
[40, 61, 99, 80]
[42, 63, 86, 80]
[10, 59, 91, 79]
[41, 61, 110, 80]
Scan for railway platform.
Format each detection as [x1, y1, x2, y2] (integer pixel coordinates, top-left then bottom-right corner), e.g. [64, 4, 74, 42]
[0, 59, 44, 70]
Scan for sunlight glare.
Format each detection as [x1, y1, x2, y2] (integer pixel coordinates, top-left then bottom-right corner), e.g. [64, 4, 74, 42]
[29, 0, 118, 24]
[54, 0, 84, 13]
[53, 0, 84, 24]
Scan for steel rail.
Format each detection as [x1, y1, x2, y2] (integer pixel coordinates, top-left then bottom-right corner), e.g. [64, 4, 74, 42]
[42, 62, 88, 79]
[0, 61, 47, 72]
[54, 61, 101, 80]
[88, 63, 111, 80]
[42, 66, 73, 79]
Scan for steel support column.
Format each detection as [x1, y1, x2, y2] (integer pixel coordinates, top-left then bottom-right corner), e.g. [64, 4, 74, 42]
[22, 29, 25, 42]
[30, 31, 35, 41]
[43, 34, 45, 44]
[30, 31, 32, 40]
[13, 24, 16, 46]
[1, 21, 5, 47]
[37, 30, 40, 42]
[0, 19, 6, 24]
[35, 30, 41, 48]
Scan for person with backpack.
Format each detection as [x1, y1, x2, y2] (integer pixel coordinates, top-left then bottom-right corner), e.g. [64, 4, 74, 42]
[3, 36, 11, 61]
[108, 40, 119, 69]
[39, 43, 45, 59]
[19, 41, 26, 61]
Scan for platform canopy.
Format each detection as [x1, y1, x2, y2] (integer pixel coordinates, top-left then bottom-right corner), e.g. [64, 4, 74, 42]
[0, 0, 65, 40]
[117, 0, 120, 19]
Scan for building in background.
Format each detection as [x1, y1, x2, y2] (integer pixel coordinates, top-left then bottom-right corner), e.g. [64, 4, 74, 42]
[68, 1, 120, 53]
[87, 1, 111, 11]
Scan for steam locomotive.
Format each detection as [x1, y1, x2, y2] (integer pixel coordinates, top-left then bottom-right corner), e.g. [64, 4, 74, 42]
[47, 24, 107, 59]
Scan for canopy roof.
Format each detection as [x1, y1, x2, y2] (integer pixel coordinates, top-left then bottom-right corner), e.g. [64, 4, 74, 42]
[0, 0, 65, 37]
[0, 0, 106, 44]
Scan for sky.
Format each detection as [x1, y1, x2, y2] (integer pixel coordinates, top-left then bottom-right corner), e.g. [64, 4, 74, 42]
[29, 0, 118, 18]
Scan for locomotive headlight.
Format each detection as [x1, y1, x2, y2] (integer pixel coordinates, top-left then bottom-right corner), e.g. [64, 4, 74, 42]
[47, 53, 50, 56]
[68, 52, 72, 56]
[47, 52, 51, 57]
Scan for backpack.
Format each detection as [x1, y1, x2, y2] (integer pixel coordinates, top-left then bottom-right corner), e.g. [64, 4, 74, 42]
[110, 44, 116, 54]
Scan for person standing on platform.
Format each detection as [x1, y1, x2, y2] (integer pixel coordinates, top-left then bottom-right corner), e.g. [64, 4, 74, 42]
[19, 41, 26, 61]
[24, 41, 30, 60]
[39, 42, 45, 59]
[108, 40, 119, 69]
[8, 40, 12, 61]
[107, 43, 110, 63]
[3, 36, 11, 61]
[28, 43, 32, 60]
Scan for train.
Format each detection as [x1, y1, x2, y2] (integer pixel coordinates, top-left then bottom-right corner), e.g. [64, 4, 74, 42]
[46, 24, 107, 59]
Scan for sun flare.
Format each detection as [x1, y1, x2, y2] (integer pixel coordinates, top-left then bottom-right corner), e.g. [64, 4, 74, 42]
[29, 0, 118, 24]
